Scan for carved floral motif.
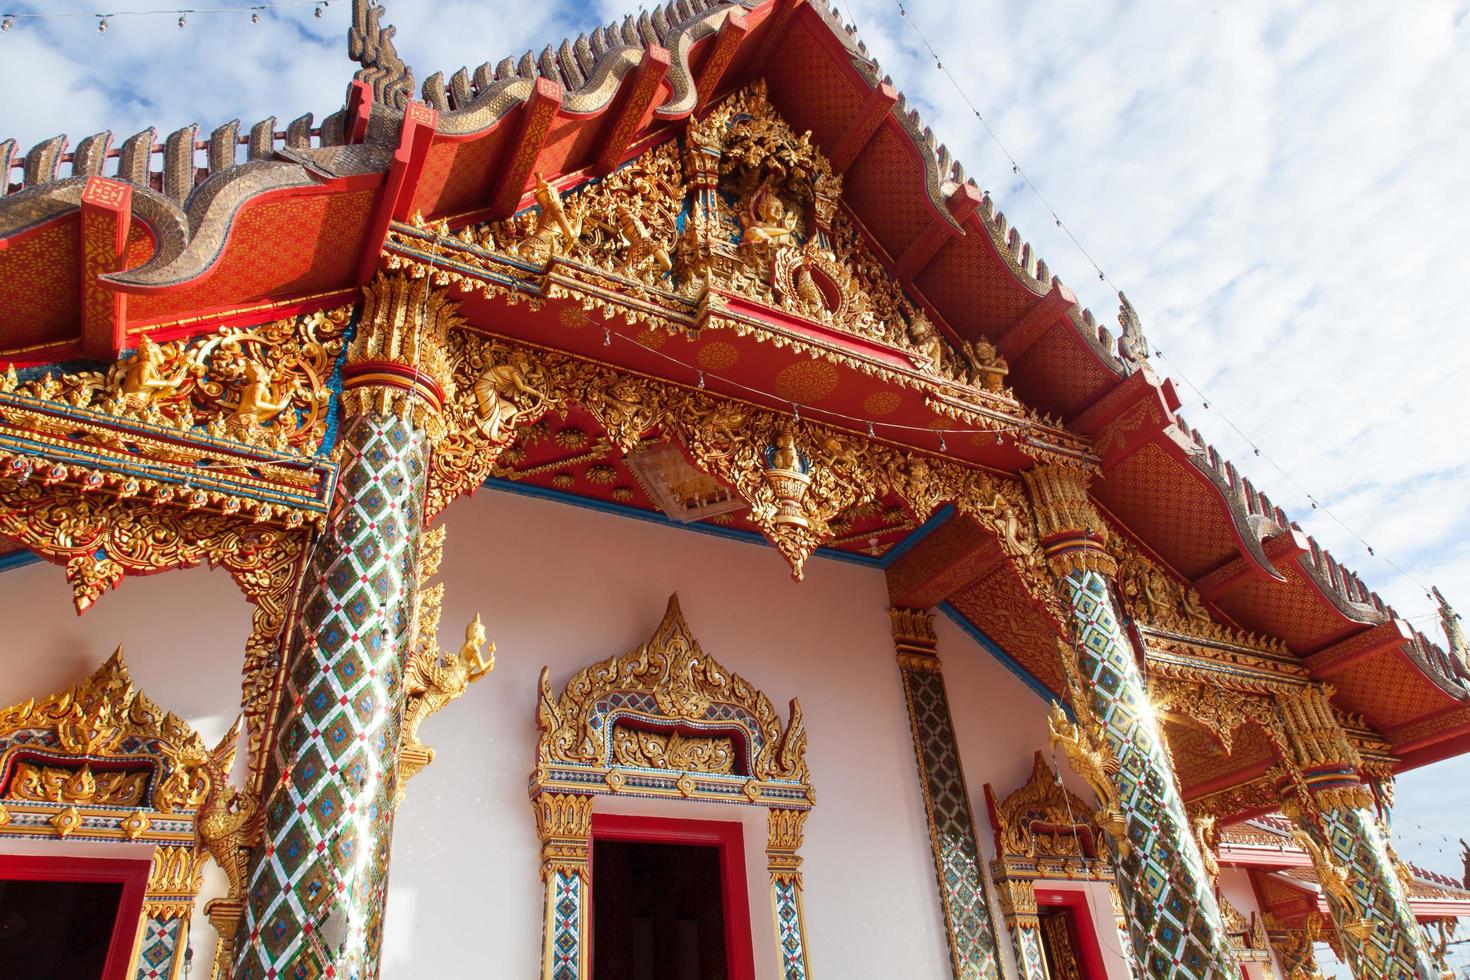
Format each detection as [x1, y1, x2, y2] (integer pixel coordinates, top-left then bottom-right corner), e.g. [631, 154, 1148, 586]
[536, 594, 807, 783]
[2, 307, 351, 453]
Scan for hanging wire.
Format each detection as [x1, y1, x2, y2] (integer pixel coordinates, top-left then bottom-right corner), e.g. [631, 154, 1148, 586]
[0, 0, 328, 30]
[886, 0, 1445, 621]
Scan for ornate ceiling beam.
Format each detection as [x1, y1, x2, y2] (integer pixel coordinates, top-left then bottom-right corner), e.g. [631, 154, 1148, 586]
[892, 182, 981, 286]
[995, 282, 1075, 362]
[356, 101, 438, 285]
[1194, 528, 1308, 604]
[486, 77, 563, 219]
[692, 9, 749, 113]
[885, 511, 1005, 609]
[595, 45, 673, 174]
[1305, 619, 1415, 679]
[79, 177, 132, 358]
[827, 80, 899, 174]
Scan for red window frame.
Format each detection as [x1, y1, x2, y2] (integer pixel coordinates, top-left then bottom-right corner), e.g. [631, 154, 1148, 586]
[590, 813, 756, 980]
[0, 852, 151, 980]
[1035, 885, 1111, 980]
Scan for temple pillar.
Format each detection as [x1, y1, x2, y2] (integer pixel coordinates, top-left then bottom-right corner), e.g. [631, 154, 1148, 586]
[1273, 685, 1434, 979]
[1021, 463, 1242, 980]
[232, 276, 456, 980]
[532, 791, 595, 980]
[767, 807, 815, 980]
[891, 607, 1006, 980]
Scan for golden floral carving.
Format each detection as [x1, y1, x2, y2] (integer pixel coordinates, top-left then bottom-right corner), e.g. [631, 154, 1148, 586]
[1290, 827, 1374, 941]
[3, 308, 350, 453]
[11, 761, 147, 807]
[1150, 677, 1276, 756]
[0, 482, 307, 794]
[991, 751, 1098, 859]
[345, 274, 460, 442]
[0, 648, 220, 813]
[536, 594, 808, 784]
[611, 726, 736, 774]
[430, 329, 1045, 584]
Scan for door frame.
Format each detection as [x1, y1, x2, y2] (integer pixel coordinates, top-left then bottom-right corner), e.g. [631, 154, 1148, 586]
[0, 852, 152, 980]
[590, 813, 757, 980]
[1035, 884, 1112, 980]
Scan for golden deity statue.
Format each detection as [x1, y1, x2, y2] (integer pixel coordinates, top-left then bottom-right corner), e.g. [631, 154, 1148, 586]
[518, 171, 584, 260]
[738, 177, 797, 249]
[472, 348, 550, 442]
[229, 361, 293, 434]
[117, 335, 188, 406]
[400, 614, 495, 793]
[609, 201, 673, 277]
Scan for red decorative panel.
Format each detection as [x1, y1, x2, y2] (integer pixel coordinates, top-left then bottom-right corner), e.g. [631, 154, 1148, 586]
[842, 127, 932, 261]
[763, 18, 864, 151]
[1164, 718, 1275, 793]
[127, 189, 375, 325]
[1212, 559, 1356, 654]
[121, 220, 156, 273]
[913, 228, 1036, 336]
[0, 216, 81, 354]
[537, 111, 619, 191]
[1003, 323, 1113, 420]
[1092, 441, 1237, 580]
[947, 563, 1065, 695]
[412, 129, 512, 218]
[1331, 654, 1451, 730]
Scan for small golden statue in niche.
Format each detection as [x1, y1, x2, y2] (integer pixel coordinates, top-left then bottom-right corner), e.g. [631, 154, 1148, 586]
[607, 200, 674, 278]
[227, 360, 293, 435]
[763, 428, 812, 530]
[963, 336, 1010, 393]
[399, 614, 495, 796]
[738, 177, 799, 250]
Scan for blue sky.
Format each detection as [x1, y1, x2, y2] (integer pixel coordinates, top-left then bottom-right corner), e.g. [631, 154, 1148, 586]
[3, 0, 1468, 956]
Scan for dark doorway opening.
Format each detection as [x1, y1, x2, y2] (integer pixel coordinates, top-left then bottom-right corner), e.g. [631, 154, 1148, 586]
[0, 877, 124, 979]
[592, 838, 729, 980]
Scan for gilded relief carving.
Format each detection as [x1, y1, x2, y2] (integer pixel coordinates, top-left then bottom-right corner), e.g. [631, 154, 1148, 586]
[2, 307, 351, 453]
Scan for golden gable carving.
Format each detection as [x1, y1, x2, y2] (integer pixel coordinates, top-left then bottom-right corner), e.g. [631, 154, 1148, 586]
[535, 593, 808, 784]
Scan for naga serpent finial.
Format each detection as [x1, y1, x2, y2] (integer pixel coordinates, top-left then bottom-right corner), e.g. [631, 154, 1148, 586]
[349, 0, 415, 110]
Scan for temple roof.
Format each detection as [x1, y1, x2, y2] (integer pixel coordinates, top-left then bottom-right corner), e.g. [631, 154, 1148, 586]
[3, 0, 1468, 777]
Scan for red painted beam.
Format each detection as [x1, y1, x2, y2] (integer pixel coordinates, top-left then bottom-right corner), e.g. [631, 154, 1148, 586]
[827, 80, 898, 174]
[1194, 528, 1309, 603]
[893, 182, 980, 285]
[355, 101, 438, 285]
[754, 0, 806, 69]
[488, 77, 563, 219]
[79, 176, 132, 357]
[995, 281, 1074, 361]
[345, 79, 374, 146]
[1303, 618, 1413, 679]
[596, 45, 672, 175]
[885, 512, 1004, 609]
[692, 10, 749, 113]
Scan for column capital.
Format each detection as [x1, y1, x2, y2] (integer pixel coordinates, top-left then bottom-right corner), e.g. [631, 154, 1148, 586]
[1272, 684, 1373, 812]
[342, 273, 462, 442]
[890, 606, 941, 671]
[1020, 463, 1115, 577]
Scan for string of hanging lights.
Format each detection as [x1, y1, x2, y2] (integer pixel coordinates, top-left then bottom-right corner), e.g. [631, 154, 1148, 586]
[0, 0, 329, 33]
[877, 0, 1447, 616]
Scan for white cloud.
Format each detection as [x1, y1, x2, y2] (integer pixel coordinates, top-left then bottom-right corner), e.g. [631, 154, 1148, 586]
[3, 0, 1468, 878]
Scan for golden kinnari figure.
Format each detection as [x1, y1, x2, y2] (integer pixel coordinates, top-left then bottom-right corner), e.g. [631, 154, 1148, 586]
[398, 614, 496, 796]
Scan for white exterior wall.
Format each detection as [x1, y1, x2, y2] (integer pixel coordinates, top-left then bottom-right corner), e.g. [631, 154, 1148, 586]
[1218, 866, 1284, 980]
[0, 485, 1129, 978]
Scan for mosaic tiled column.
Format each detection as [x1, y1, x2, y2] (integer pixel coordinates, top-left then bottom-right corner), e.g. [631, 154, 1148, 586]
[767, 807, 815, 980]
[892, 607, 1005, 980]
[532, 791, 594, 980]
[993, 878, 1049, 980]
[233, 276, 456, 980]
[1274, 686, 1434, 979]
[1022, 464, 1242, 980]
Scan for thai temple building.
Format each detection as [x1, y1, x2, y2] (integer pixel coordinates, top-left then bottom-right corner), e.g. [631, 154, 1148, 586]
[3, 1, 1470, 977]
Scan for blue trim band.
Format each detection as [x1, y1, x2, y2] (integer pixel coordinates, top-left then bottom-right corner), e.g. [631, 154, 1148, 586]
[937, 601, 1068, 715]
[878, 504, 954, 568]
[483, 478, 885, 568]
[0, 549, 40, 573]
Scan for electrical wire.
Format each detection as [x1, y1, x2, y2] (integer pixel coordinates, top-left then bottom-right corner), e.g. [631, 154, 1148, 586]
[885, 0, 1448, 621]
